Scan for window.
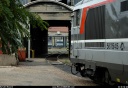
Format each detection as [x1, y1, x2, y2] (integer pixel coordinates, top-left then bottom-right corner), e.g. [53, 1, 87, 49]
[73, 9, 81, 26]
[74, 0, 82, 5]
[19, 0, 28, 5]
[121, 0, 128, 12]
[85, 5, 105, 40]
[76, 9, 81, 26]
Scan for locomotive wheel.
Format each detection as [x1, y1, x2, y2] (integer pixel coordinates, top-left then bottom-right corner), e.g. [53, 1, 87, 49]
[103, 70, 114, 85]
[104, 70, 110, 84]
[80, 69, 87, 77]
[92, 68, 107, 85]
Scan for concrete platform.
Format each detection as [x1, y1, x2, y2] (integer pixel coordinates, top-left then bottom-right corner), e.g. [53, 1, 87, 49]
[0, 58, 97, 86]
[47, 60, 63, 65]
[0, 55, 18, 66]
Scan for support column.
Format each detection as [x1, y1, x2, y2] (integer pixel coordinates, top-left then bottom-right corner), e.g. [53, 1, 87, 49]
[28, 23, 31, 58]
[28, 39, 31, 58]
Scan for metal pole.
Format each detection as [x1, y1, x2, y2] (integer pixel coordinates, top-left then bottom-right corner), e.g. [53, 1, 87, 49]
[28, 23, 31, 58]
[28, 39, 30, 58]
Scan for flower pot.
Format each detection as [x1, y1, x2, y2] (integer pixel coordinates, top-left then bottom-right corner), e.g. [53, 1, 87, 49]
[18, 48, 26, 61]
[0, 42, 2, 54]
[0, 50, 3, 54]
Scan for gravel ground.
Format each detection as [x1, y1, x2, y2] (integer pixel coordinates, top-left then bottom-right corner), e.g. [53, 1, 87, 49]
[48, 48, 68, 54]
[46, 54, 126, 86]
[52, 64, 81, 77]
[46, 54, 97, 85]
[47, 58, 98, 86]
[0, 58, 97, 86]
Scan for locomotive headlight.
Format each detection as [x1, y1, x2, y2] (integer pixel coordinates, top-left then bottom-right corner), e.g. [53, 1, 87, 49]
[116, 78, 120, 83]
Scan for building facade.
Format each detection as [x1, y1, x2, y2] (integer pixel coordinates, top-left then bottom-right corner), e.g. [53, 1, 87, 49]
[48, 27, 68, 48]
[20, 0, 78, 6]
[24, 0, 73, 57]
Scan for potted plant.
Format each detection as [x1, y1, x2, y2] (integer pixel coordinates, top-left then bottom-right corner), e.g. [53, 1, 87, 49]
[0, 0, 48, 64]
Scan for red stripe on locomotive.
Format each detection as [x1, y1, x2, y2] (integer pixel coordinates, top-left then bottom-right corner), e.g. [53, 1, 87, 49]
[79, 0, 115, 34]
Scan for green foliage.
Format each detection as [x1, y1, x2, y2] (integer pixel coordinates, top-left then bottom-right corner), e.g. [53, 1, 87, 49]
[0, 0, 49, 54]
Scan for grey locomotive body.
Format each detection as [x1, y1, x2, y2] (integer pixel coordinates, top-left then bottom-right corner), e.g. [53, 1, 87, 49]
[70, 0, 128, 85]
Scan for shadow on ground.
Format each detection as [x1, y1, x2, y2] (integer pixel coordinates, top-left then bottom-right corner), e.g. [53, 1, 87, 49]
[18, 58, 50, 66]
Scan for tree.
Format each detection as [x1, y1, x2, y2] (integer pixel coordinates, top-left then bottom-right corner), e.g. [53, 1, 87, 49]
[0, 0, 49, 54]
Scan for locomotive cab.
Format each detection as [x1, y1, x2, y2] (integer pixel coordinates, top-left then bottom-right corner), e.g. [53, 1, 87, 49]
[70, 0, 128, 85]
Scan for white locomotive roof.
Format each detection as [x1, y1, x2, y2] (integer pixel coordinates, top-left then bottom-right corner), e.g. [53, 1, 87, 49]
[73, 0, 107, 11]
